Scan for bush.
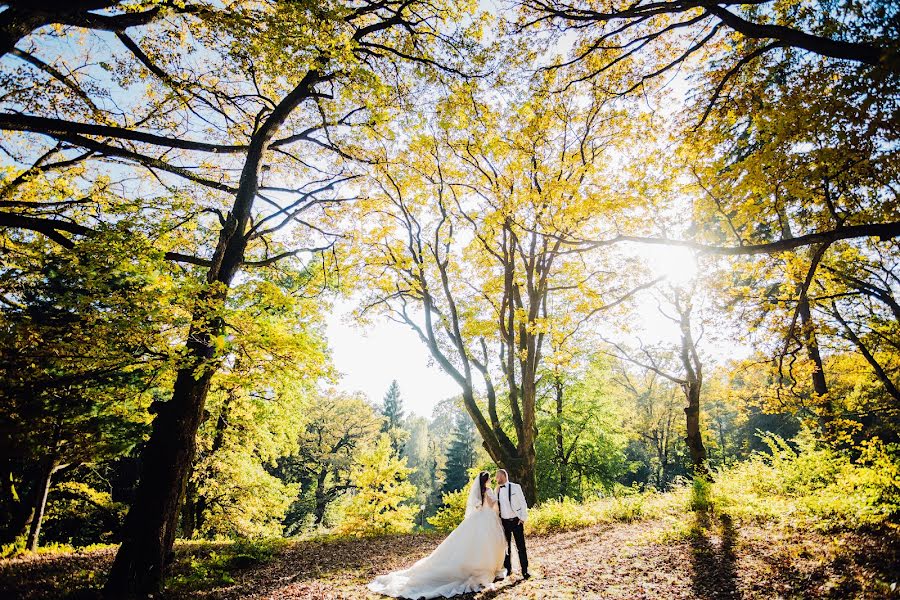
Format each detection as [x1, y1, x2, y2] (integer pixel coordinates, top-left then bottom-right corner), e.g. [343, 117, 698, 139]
[426, 489, 468, 532]
[526, 489, 683, 534]
[714, 429, 900, 529]
[689, 477, 712, 512]
[0, 535, 26, 559]
[336, 436, 419, 536]
[43, 481, 126, 546]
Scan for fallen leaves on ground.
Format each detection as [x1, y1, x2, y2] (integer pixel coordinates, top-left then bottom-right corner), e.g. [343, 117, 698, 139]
[2, 512, 898, 599]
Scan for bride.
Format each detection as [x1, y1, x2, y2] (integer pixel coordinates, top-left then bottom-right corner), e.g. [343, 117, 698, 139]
[367, 471, 506, 598]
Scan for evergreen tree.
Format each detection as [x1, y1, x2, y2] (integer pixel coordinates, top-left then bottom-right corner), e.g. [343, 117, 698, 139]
[381, 380, 407, 454]
[441, 411, 477, 495]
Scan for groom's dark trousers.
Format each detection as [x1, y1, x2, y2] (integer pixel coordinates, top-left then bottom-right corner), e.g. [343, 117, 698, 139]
[501, 517, 528, 575]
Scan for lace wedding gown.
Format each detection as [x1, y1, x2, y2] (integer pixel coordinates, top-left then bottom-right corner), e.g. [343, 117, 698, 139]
[368, 478, 506, 599]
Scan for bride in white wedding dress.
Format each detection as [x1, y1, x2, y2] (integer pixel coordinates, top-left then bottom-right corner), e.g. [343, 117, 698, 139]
[368, 471, 506, 599]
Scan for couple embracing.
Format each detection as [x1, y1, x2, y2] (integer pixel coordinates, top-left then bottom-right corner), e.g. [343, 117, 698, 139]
[368, 469, 530, 599]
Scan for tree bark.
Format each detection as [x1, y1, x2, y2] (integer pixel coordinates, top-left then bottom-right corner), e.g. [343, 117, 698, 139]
[104, 360, 217, 596]
[25, 455, 56, 551]
[677, 297, 710, 479]
[180, 479, 196, 540]
[313, 467, 329, 526]
[554, 376, 568, 500]
[798, 296, 829, 402]
[103, 69, 323, 599]
[683, 398, 709, 479]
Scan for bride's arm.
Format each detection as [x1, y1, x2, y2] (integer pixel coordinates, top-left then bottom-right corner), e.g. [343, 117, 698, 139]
[484, 488, 498, 508]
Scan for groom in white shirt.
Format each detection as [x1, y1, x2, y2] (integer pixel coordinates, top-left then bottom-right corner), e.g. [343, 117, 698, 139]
[495, 469, 529, 579]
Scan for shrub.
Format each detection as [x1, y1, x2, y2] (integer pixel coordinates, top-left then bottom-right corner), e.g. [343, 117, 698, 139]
[526, 488, 684, 534]
[336, 435, 418, 536]
[426, 489, 468, 532]
[689, 477, 712, 512]
[714, 429, 900, 529]
[43, 481, 126, 546]
[0, 535, 26, 559]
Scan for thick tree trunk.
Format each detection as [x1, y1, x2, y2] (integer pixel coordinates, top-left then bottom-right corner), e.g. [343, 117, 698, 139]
[481, 429, 537, 506]
[554, 377, 568, 500]
[313, 467, 329, 525]
[504, 458, 537, 507]
[25, 455, 55, 551]
[104, 358, 218, 596]
[180, 479, 196, 540]
[678, 298, 710, 479]
[103, 69, 322, 599]
[684, 390, 710, 479]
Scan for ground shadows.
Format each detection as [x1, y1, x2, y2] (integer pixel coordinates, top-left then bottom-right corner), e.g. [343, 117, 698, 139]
[689, 509, 740, 599]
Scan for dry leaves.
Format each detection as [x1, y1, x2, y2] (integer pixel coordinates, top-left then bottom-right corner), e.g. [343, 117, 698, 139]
[2, 515, 898, 599]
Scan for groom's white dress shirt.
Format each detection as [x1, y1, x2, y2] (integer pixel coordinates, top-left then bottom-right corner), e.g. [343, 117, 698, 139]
[497, 482, 529, 522]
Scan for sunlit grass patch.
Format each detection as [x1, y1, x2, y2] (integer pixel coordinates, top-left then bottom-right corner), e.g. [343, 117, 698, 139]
[711, 431, 900, 531]
[167, 537, 288, 592]
[527, 487, 689, 534]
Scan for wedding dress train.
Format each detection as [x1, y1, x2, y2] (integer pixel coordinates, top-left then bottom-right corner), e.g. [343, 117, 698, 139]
[367, 478, 506, 599]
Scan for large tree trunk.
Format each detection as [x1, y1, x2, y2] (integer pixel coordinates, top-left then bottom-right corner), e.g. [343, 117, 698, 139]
[678, 298, 710, 479]
[504, 457, 536, 506]
[25, 455, 55, 551]
[104, 357, 219, 596]
[683, 385, 710, 479]
[180, 478, 197, 540]
[313, 467, 329, 526]
[554, 376, 568, 500]
[104, 69, 323, 599]
[104, 72, 323, 600]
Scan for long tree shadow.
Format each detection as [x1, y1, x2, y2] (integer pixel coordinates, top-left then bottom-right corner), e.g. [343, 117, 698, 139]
[689, 509, 740, 599]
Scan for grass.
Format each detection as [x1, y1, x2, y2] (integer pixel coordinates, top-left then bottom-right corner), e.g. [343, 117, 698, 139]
[2, 488, 898, 600]
[4, 432, 898, 597]
[167, 538, 288, 592]
[526, 486, 690, 534]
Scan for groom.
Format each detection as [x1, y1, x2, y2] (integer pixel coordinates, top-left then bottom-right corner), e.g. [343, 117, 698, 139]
[496, 469, 529, 579]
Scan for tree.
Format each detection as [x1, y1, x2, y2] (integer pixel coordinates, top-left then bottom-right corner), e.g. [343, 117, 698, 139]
[181, 270, 332, 538]
[441, 412, 478, 495]
[606, 285, 712, 478]
[277, 392, 381, 530]
[381, 380, 407, 455]
[400, 415, 434, 515]
[0, 1, 178, 58]
[0, 231, 168, 549]
[516, 0, 899, 101]
[0, 0, 478, 548]
[613, 367, 687, 490]
[536, 356, 627, 501]
[514, 2, 899, 410]
[337, 435, 418, 536]
[353, 69, 657, 504]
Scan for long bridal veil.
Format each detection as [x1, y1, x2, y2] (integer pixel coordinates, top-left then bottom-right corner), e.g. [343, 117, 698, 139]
[367, 475, 506, 599]
[465, 474, 486, 518]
